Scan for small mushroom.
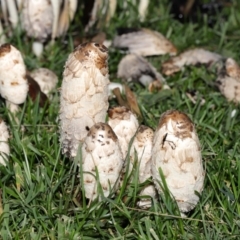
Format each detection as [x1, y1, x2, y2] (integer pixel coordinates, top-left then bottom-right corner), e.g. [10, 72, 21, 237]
[162, 48, 222, 76]
[113, 28, 177, 57]
[129, 125, 156, 208]
[0, 43, 29, 113]
[30, 68, 58, 96]
[151, 110, 205, 213]
[59, 42, 110, 158]
[0, 118, 10, 166]
[216, 58, 240, 103]
[81, 122, 124, 200]
[117, 54, 167, 91]
[107, 106, 139, 158]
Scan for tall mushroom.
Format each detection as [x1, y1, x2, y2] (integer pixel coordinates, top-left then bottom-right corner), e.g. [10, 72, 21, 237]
[151, 110, 205, 214]
[0, 43, 29, 114]
[59, 42, 109, 158]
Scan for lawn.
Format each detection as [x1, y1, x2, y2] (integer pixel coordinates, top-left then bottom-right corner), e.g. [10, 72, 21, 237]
[0, 0, 240, 239]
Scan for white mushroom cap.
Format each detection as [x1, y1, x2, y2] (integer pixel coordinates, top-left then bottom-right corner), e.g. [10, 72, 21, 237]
[21, 0, 53, 42]
[162, 48, 223, 76]
[107, 106, 139, 158]
[0, 43, 28, 105]
[30, 68, 58, 96]
[59, 42, 110, 157]
[151, 110, 205, 213]
[0, 118, 10, 166]
[81, 122, 124, 200]
[113, 28, 177, 57]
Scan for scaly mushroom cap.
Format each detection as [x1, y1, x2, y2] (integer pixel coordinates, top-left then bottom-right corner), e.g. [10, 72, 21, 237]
[0, 43, 28, 105]
[30, 68, 58, 96]
[0, 118, 10, 166]
[81, 122, 124, 200]
[151, 110, 205, 213]
[107, 106, 139, 158]
[130, 125, 156, 208]
[21, 0, 53, 42]
[216, 58, 240, 102]
[117, 54, 166, 90]
[113, 28, 177, 57]
[162, 48, 222, 76]
[59, 42, 109, 157]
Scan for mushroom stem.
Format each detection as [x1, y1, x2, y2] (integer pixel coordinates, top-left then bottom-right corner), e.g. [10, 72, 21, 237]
[50, 0, 62, 42]
[32, 41, 44, 58]
[5, 100, 20, 113]
[0, 0, 8, 25]
[6, 0, 19, 28]
[69, 0, 78, 21]
[138, 0, 149, 21]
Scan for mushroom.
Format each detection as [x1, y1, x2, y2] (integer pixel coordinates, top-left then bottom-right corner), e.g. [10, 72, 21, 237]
[29, 68, 58, 97]
[0, 43, 29, 114]
[107, 106, 139, 158]
[113, 28, 177, 57]
[129, 125, 156, 208]
[117, 54, 167, 91]
[0, 118, 10, 166]
[59, 42, 109, 158]
[216, 58, 240, 103]
[151, 110, 205, 213]
[162, 48, 222, 76]
[81, 122, 124, 200]
[21, 0, 54, 57]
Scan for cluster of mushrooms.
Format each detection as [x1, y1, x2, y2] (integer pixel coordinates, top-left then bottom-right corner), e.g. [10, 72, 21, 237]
[58, 42, 205, 215]
[57, 30, 240, 213]
[1, 0, 240, 217]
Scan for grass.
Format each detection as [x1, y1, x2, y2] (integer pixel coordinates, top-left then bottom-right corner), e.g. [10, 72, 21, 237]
[1, 0, 240, 239]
